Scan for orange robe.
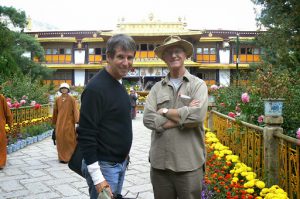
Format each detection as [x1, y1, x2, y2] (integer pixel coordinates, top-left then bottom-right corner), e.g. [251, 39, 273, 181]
[52, 94, 79, 162]
[0, 94, 13, 168]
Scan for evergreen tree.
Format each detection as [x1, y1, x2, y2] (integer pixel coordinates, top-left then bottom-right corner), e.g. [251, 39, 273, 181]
[252, 0, 300, 72]
[0, 6, 51, 81]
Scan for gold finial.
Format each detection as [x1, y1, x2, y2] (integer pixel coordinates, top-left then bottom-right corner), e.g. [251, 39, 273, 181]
[208, 32, 213, 37]
[60, 34, 64, 38]
[26, 16, 32, 31]
[93, 33, 97, 38]
[149, 13, 154, 21]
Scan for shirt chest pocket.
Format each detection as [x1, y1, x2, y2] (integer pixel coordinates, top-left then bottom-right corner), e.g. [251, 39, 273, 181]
[156, 95, 170, 110]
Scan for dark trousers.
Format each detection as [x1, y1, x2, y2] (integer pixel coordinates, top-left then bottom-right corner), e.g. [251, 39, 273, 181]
[150, 167, 204, 199]
[131, 106, 136, 119]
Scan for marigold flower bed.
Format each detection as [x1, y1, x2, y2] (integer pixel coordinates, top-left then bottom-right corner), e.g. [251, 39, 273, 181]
[202, 129, 289, 199]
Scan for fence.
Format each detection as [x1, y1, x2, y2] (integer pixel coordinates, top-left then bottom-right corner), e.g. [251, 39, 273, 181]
[207, 109, 300, 199]
[8, 104, 52, 143]
[11, 104, 51, 124]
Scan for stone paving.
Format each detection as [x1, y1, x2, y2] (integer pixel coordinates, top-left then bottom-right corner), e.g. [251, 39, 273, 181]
[0, 113, 154, 199]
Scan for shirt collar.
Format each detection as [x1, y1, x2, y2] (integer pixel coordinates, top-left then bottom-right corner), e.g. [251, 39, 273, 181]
[161, 69, 192, 85]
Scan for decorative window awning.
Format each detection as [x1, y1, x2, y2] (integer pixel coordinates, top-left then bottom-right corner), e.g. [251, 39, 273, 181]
[198, 63, 250, 69]
[44, 64, 104, 69]
[81, 37, 104, 42]
[200, 37, 224, 42]
[133, 60, 201, 67]
[229, 37, 255, 42]
[36, 37, 77, 43]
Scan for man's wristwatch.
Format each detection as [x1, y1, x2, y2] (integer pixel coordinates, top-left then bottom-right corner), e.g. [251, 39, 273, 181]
[162, 108, 169, 117]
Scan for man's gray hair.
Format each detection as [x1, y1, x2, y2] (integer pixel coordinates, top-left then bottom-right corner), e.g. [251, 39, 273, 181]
[106, 34, 136, 58]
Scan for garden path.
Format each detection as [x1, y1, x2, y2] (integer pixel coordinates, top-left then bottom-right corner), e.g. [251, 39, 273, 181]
[0, 113, 154, 199]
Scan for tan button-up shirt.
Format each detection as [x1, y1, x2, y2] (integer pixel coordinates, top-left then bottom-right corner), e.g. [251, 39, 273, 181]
[143, 70, 208, 172]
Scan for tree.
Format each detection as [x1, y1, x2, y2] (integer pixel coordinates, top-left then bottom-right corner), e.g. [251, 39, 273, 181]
[251, 0, 300, 136]
[0, 6, 51, 81]
[252, 0, 300, 73]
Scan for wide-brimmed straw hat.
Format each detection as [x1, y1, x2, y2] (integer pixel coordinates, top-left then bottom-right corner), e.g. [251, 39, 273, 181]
[154, 35, 193, 59]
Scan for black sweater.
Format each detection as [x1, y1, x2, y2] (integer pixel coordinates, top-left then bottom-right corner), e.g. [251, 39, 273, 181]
[77, 69, 132, 165]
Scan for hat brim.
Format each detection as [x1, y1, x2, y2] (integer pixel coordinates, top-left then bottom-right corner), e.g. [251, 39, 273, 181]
[154, 40, 193, 60]
[59, 87, 70, 93]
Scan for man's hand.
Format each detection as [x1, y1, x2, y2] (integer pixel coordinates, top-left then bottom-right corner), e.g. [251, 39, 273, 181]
[189, 99, 200, 107]
[95, 180, 113, 197]
[157, 108, 164, 115]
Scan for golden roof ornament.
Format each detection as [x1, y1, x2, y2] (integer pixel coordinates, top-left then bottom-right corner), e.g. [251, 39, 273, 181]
[149, 13, 154, 21]
[26, 16, 32, 31]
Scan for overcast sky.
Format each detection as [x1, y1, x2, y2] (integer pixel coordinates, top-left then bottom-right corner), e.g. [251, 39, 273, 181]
[1, 0, 261, 31]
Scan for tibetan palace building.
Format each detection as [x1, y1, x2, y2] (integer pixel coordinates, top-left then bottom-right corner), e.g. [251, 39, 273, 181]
[27, 15, 263, 90]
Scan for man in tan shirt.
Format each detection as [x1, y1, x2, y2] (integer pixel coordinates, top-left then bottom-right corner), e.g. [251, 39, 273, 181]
[143, 36, 208, 199]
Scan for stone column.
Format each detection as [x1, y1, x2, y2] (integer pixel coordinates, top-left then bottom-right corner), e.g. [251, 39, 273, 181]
[263, 115, 283, 186]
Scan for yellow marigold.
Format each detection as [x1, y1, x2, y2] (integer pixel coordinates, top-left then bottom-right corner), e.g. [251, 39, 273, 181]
[241, 171, 248, 177]
[246, 172, 256, 181]
[274, 189, 286, 195]
[265, 193, 276, 199]
[244, 179, 255, 188]
[255, 181, 265, 189]
[232, 177, 239, 183]
[261, 188, 269, 194]
[5, 125, 10, 131]
[246, 188, 255, 194]
[256, 197, 263, 199]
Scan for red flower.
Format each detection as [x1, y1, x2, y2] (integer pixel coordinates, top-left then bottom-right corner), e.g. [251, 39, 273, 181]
[34, 103, 41, 110]
[228, 112, 236, 118]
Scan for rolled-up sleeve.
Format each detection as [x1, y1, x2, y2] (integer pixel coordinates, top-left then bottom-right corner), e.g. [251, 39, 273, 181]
[143, 86, 168, 133]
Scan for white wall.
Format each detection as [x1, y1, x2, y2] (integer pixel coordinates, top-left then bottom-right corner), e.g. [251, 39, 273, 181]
[74, 50, 85, 64]
[219, 69, 230, 86]
[74, 70, 85, 86]
[219, 49, 230, 64]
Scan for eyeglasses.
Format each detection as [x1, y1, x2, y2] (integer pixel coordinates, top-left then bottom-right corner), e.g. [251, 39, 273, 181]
[163, 48, 184, 57]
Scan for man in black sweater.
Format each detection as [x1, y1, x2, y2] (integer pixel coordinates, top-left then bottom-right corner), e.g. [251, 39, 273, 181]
[77, 34, 136, 199]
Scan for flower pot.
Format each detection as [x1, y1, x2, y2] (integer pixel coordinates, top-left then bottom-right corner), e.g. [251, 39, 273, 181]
[208, 95, 215, 103]
[263, 98, 284, 117]
[33, 136, 38, 143]
[7, 145, 13, 154]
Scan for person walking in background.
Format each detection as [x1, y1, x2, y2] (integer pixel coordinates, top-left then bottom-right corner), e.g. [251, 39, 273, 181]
[0, 86, 13, 170]
[143, 35, 208, 199]
[52, 83, 79, 164]
[77, 34, 136, 199]
[129, 88, 138, 119]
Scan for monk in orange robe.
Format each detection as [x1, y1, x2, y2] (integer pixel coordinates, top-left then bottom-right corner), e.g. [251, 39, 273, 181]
[52, 83, 79, 163]
[0, 88, 13, 169]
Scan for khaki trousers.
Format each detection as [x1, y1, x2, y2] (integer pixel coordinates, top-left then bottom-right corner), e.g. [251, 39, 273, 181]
[150, 167, 204, 199]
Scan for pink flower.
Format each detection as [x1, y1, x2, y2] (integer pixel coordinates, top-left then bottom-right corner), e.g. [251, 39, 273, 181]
[296, 128, 300, 139]
[13, 102, 20, 109]
[6, 98, 11, 102]
[22, 95, 28, 100]
[210, 84, 218, 90]
[20, 99, 26, 105]
[30, 101, 36, 106]
[220, 102, 226, 107]
[241, 93, 250, 103]
[7, 101, 12, 108]
[228, 112, 236, 118]
[257, 115, 264, 123]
